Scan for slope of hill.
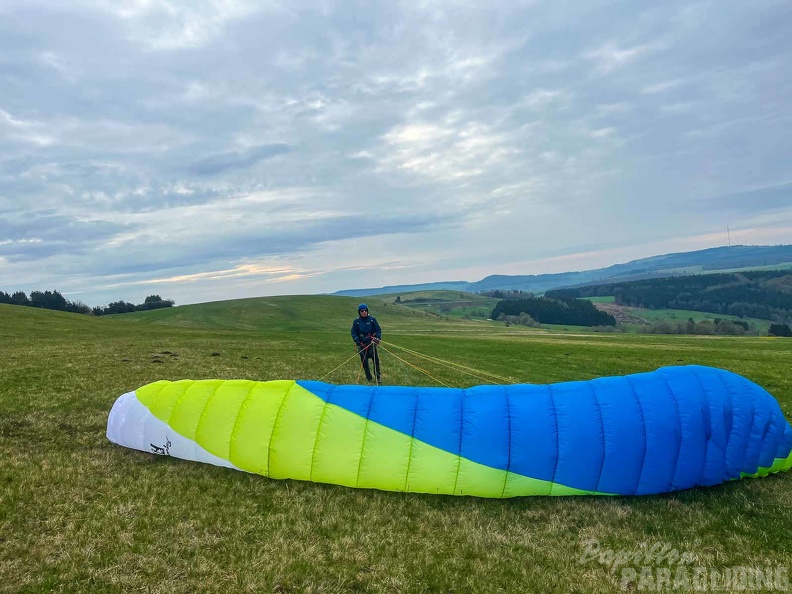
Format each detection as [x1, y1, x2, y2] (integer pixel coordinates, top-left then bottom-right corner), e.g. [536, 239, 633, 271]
[0, 302, 106, 339]
[333, 281, 470, 298]
[549, 270, 792, 322]
[372, 290, 500, 320]
[107, 295, 413, 331]
[105, 294, 506, 335]
[333, 244, 792, 296]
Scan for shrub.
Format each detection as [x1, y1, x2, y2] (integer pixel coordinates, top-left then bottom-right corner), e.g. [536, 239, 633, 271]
[769, 323, 792, 337]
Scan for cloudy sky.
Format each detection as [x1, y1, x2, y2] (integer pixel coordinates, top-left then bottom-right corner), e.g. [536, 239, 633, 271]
[1, 0, 791, 306]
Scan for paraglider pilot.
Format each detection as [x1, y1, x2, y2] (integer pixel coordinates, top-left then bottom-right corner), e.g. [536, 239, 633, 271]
[351, 303, 382, 384]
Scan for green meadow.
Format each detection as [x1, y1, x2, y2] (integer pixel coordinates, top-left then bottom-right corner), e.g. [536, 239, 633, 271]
[630, 308, 772, 334]
[1, 297, 791, 593]
[388, 290, 774, 334]
[377, 290, 500, 321]
[583, 296, 617, 304]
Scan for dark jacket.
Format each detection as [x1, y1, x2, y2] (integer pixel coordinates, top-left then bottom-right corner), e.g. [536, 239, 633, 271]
[351, 315, 382, 346]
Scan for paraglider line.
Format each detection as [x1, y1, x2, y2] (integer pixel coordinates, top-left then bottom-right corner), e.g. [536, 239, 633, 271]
[317, 346, 370, 382]
[355, 342, 373, 385]
[378, 339, 511, 384]
[376, 343, 451, 387]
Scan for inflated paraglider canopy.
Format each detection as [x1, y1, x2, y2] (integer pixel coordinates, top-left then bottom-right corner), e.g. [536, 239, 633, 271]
[107, 365, 792, 497]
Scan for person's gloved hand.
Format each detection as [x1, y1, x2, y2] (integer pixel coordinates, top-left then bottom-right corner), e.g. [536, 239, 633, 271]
[372, 337, 380, 344]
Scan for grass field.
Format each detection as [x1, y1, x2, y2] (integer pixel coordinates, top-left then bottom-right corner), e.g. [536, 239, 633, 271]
[389, 291, 775, 334]
[583, 296, 617, 304]
[626, 307, 772, 333]
[2, 297, 792, 593]
[580, 296, 772, 334]
[376, 290, 499, 321]
[661, 262, 792, 275]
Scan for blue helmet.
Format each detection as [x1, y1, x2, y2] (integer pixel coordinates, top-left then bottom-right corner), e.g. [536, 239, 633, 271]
[358, 303, 368, 312]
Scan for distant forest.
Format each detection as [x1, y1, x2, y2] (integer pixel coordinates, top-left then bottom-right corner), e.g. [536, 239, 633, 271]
[0, 290, 174, 316]
[546, 271, 792, 322]
[480, 289, 534, 300]
[491, 296, 616, 327]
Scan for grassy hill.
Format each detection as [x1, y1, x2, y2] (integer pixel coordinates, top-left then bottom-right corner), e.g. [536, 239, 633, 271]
[372, 290, 500, 320]
[551, 270, 792, 324]
[109, 294, 429, 332]
[394, 290, 776, 333]
[627, 306, 772, 333]
[2, 300, 792, 592]
[108, 293, 513, 339]
[584, 298, 774, 333]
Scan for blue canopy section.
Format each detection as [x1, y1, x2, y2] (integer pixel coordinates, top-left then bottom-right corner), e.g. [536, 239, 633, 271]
[298, 365, 792, 495]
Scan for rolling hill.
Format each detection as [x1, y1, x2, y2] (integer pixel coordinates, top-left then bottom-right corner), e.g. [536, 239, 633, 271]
[101, 294, 513, 336]
[334, 244, 792, 297]
[548, 269, 792, 322]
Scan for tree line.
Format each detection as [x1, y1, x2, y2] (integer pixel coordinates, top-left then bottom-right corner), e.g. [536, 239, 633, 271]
[641, 317, 752, 336]
[547, 271, 792, 323]
[769, 323, 792, 337]
[0, 290, 174, 316]
[491, 296, 616, 327]
[481, 289, 534, 300]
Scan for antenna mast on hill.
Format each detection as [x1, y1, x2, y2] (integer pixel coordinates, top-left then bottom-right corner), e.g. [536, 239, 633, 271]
[727, 224, 731, 247]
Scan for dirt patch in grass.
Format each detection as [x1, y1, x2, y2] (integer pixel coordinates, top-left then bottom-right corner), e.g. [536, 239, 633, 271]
[0, 416, 33, 438]
[594, 302, 650, 325]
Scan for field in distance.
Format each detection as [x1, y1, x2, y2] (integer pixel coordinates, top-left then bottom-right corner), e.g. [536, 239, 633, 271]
[373, 289, 501, 321]
[583, 297, 773, 333]
[382, 290, 775, 333]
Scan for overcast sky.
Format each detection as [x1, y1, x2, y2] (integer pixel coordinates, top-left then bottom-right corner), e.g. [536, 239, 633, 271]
[1, 0, 791, 306]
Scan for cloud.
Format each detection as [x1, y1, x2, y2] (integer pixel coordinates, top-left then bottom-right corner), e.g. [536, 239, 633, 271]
[93, 0, 271, 50]
[188, 144, 292, 175]
[594, 103, 633, 115]
[16, 184, 456, 282]
[642, 79, 683, 94]
[700, 182, 792, 215]
[368, 119, 519, 184]
[0, 109, 192, 154]
[1, 0, 791, 305]
[589, 127, 615, 139]
[0, 109, 55, 146]
[132, 263, 304, 285]
[659, 102, 696, 114]
[0, 210, 132, 261]
[520, 89, 571, 110]
[585, 40, 667, 74]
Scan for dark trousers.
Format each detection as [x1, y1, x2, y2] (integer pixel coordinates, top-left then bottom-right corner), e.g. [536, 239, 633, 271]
[359, 344, 381, 381]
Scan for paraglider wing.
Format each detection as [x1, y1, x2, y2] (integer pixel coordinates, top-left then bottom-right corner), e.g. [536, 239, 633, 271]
[107, 366, 792, 497]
